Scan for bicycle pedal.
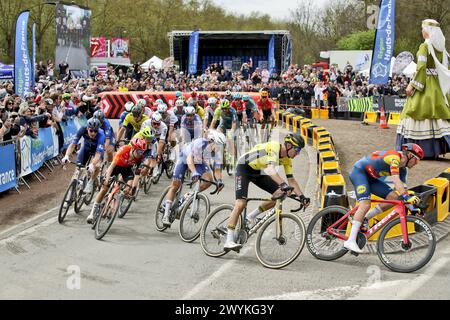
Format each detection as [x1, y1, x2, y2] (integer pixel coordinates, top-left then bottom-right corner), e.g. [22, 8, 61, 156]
[350, 251, 359, 257]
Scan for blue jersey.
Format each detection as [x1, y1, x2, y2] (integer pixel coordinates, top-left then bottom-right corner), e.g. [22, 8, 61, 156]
[181, 114, 202, 140]
[101, 118, 115, 140]
[244, 99, 258, 118]
[72, 126, 106, 154]
[180, 138, 222, 168]
[119, 111, 128, 127]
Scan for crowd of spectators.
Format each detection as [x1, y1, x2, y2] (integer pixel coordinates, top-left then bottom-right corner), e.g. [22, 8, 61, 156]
[0, 57, 411, 142]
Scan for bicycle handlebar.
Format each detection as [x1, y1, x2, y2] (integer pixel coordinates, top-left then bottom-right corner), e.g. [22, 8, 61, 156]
[289, 195, 306, 213]
[186, 178, 221, 195]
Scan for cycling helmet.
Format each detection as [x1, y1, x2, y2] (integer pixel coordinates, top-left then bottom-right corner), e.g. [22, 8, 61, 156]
[155, 98, 164, 105]
[220, 99, 230, 109]
[242, 95, 250, 101]
[184, 106, 196, 115]
[62, 92, 71, 100]
[140, 126, 153, 139]
[207, 130, 226, 145]
[151, 112, 163, 123]
[187, 97, 196, 106]
[131, 105, 143, 118]
[87, 118, 101, 130]
[175, 91, 182, 98]
[234, 93, 242, 100]
[175, 99, 184, 107]
[124, 101, 134, 112]
[136, 99, 146, 108]
[208, 97, 217, 106]
[284, 133, 305, 149]
[191, 91, 198, 98]
[210, 92, 219, 98]
[157, 103, 168, 113]
[130, 138, 147, 151]
[93, 110, 106, 124]
[260, 90, 269, 98]
[225, 90, 232, 96]
[401, 143, 424, 160]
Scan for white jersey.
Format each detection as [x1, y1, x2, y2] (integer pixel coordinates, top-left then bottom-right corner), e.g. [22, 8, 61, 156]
[141, 119, 168, 141]
[161, 110, 178, 127]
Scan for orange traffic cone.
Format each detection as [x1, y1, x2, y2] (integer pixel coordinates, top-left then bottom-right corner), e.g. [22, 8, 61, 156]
[379, 107, 389, 129]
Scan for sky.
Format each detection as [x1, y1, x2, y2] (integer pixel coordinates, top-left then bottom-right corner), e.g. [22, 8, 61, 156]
[211, 0, 329, 21]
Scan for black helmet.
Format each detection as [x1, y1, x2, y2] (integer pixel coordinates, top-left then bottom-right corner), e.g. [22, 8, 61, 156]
[284, 133, 305, 149]
[93, 110, 105, 124]
[87, 118, 101, 130]
[131, 105, 143, 118]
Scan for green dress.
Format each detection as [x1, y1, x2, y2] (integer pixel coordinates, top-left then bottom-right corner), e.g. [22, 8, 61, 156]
[400, 42, 450, 120]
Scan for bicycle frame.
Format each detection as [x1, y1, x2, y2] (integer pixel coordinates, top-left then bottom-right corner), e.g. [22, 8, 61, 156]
[244, 197, 282, 238]
[326, 199, 410, 244]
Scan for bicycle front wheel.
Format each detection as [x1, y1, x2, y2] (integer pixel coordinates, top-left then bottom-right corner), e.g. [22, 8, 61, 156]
[155, 186, 171, 232]
[255, 213, 306, 269]
[377, 215, 436, 273]
[84, 178, 97, 205]
[118, 193, 133, 218]
[95, 194, 120, 240]
[306, 206, 349, 261]
[179, 193, 210, 243]
[58, 181, 76, 224]
[74, 175, 87, 213]
[143, 175, 152, 194]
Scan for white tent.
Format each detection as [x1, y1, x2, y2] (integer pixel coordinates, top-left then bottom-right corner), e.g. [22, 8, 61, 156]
[402, 61, 417, 78]
[141, 56, 163, 71]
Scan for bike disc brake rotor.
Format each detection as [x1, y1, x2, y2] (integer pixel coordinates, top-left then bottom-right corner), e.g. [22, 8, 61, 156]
[237, 230, 248, 244]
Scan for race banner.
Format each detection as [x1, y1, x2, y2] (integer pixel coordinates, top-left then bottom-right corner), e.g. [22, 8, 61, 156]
[0, 144, 17, 193]
[188, 31, 199, 75]
[90, 37, 107, 58]
[19, 136, 32, 177]
[61, 116, 87, 149]
[369, 0, 396, 85]
[268, 35, 276, 75]
[32, 23, 36, 88]
[55, 3, 91, 72]
[283, 36, 292, 72]
[14, 10, 32, 97]
[110, 38, 130, 58]
[0, 63, 14, 80]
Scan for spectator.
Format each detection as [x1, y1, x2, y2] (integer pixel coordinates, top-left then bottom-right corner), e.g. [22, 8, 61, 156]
[59, 60, 69, 80]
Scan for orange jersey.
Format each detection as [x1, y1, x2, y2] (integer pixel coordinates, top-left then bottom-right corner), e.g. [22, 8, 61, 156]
[113, 145, 144, 167]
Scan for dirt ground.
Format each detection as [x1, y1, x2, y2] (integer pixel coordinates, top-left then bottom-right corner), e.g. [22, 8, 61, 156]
[313, 119, 450, 189]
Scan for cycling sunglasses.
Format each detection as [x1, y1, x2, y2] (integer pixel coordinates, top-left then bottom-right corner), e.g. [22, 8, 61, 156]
[88, 128, 98, 133]
[152, 121, 161, 126]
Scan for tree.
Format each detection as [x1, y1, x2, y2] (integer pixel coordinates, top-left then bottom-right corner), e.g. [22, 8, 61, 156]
[337, 29, 376, 50]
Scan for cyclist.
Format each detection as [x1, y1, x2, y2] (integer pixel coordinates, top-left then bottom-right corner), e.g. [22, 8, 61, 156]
[143, 95, 155, 112]
[136, 98, 152, 117]
[223, 133, 310, 251]
[119, 101, 135, 128]
[210, 99, 238, 164]
[243, 95, 259, 127]
[162, 130, 226, 227]
[117, 105, 149, 143]
[344, 143, 424, 253]
[204, 97, 218, 130]
[86, 138, 149, 224]
[61, 118, 105, 194]
[187, 96, 205, 120]
[175, 91, 183, 101]
[93, 110, 115, 162]
[231, 93, 247, 128]
[180, 106, 203, 145]
[224, 89, 233, 101]
[141, 112, 168, 178]
[173, 99, 185, 130]
[257, 90, 276, 132]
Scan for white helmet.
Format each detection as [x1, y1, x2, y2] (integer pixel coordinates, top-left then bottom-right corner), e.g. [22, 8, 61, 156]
[184, 106, 196, 115]
[155, 99, 164, 105]
[207, 130, 226, 145]
[151, 112, 163, 123]
[225, 90, 232, 96]
[157, 103, 168, 113]
[175, 99, 184, 107]
[207, 97, 217, 105]
[124, 101, 135, 112]
[136, 99, 146, 108]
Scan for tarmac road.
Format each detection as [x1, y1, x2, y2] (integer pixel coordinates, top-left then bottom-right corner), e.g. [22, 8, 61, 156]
[1, 128, 449, 300]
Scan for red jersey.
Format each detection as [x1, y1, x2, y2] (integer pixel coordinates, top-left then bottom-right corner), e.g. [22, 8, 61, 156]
[113, 145, 143, 167]
[257, 98, 274, 112]
[231, 100, 245, 113]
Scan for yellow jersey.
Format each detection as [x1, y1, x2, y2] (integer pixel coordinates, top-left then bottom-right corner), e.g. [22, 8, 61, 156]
[122, 114, 149, 132]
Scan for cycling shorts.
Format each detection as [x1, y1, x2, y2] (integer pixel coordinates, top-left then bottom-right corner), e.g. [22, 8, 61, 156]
[349, 166, 393, 201]
[235, 164, 279, 199]
[77, 147, 103, 166]
[236, 113, 243, 125]
[173, 162, 210, 181]
[262, 110, 273, 122]
[111, 166, 135, 182]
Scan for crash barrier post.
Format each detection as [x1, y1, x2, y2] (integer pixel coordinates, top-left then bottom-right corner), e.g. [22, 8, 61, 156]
[311, 108, 319, 119]
[320, 174, 347, 209]
[292, 116, 303, 133]
[314, 130, 331, 149]
[388, 112, 400, 125]
[312, 127, 326, 149]
[425, 177, 449, 222]
[363, 111, 378, 124]
[319, 109, 329, 119]
[318, 161, 340, 186]
[285, 113, 294, 130]
[318, 150, 336, 170]
[301, 123, 316, 145]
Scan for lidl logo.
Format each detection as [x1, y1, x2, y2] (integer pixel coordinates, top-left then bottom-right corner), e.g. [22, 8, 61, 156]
[357, 185, 367, 194]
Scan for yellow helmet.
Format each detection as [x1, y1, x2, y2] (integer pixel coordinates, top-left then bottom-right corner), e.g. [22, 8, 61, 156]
[220, 99, 230, 109]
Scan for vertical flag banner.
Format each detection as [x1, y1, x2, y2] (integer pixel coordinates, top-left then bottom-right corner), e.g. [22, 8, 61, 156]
[369, 0, 396, 85]
[32, 22, 36, 88]
[188, 31, 199, 75]
[268, 35, 276, 75]
[90, 37, 107, 58]
[14, 10, 32, 97]
[284, 36, 292, 72]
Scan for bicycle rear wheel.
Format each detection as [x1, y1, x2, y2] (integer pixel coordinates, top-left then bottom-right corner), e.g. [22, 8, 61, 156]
[255, 213, 306, 269]
[95, 194, 120, 240]
[58, 181, 76, 224]
[200, 204, 242, 257]
[179, 193, 210, 243]
[306, 206, 349, 261]
[152, 162, 163, 184]
[143, 175, 152, 194]
[155, 186, 171, 232]
[74, 175, 87, 213]
[84, 177, 97, 205]
[377, 216, 436, 273]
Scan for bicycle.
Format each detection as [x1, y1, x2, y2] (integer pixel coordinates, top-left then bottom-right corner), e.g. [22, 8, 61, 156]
[92, 176, 130, 240]
[58, 161, 92, 223]
[118, 164, 152, 218]
[305, 195, 436, 273]
[244, 117, 259, 149]
[223, 132, 237, 176]
[200, 187, 307, 269]
[152, 143, 176, 184]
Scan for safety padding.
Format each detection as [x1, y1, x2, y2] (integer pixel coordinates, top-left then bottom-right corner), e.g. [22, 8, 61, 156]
[320, 174, 346, 208]
[312, 127, 326, 149]
[409, 184, 438, 225]
[314, 130, 331, 149]
[318, 137, 332, 147]
[318, 161, 340, 186]
[319, 109, 329, 119]
[299, 118, 311, 131]
[301, 123, 315, 143]
[318, 150, 336, 170]
[388, 112, 400, 125]
[318, 143, 333, 153]
[292, 116, 303, 133]
[311, 108, 319, 119]
[363, 111, 378, 124]
[285, 113, 294, 130]
[306, 124, 318, 146]
[425, 177, 449, 222]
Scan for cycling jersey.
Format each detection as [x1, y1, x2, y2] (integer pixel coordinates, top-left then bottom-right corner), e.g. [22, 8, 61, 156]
[257, 98, 274, 112]
[173, 107, 185, 128]
[204, 106, 216, 127]
[180, 114, 203, 142]
[213, 107, 238, 130]
[231, 100, 245, 114]
[72, 126, 106, 165]
[101, 118, 115, 144]
[122, 113, 150, 132]
[113, 145, 148, 168]
[244, 99, 258, 118]
[119, 111, 128, 127]
[350, 150, 407, 202]
[140, 119, 168, 141]
[160, 110, 178, 128]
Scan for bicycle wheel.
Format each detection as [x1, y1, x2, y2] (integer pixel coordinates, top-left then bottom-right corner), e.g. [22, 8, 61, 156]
[152, 162, 163, 184]
[200, 204, 242, 257]
[95, 193, 120, 240]
[306, 206, 349, 261]
[58, 181, 76, 224]
[74, 174, 87, 213]
[377, 215, 436, 273]
[84, 177, 97, 205]
[155, 186, 171, 232]
[165, 148, 176, 179]
[255, 212, 306, 269]
[143, 175, 152, 194]
[118, 192, 134, 218]
[179, 193, 210, 243]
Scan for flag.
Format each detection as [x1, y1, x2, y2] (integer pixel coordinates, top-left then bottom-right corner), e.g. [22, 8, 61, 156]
[14, 10, 32, 97]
